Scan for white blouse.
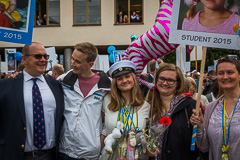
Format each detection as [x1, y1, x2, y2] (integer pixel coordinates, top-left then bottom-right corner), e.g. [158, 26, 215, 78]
[102, 94, 150, 136]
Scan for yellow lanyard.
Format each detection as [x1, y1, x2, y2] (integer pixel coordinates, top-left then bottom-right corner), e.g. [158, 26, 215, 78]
[222, 96, 240, 160]
[117, 98, 138, 134]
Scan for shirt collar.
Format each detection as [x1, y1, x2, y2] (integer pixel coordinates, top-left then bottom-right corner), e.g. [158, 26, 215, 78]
[23, 70, 44, 82]
[150, 74, 154, 78]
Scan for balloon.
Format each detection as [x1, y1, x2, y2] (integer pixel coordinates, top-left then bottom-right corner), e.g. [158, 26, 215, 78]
[238, 28, 240, 37]
[14, 52, 22, 61]
[109, 53, 114, 63]
[107, 46, 116, 54]
[131, 35, 137, 42]
[124, 0, 178, 76]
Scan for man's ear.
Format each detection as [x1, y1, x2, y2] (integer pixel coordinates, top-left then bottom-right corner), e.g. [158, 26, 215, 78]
[89, 62, 94, 68]
[22, 55, 27, 65]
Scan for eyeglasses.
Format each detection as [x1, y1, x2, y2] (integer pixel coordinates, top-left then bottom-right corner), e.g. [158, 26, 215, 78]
[26, 54, 49, 60]
[157, 76, 177, 85]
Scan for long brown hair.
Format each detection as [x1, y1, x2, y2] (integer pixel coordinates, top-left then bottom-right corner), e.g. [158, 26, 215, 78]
[108, 72, 145, 112]
[147, 63, 184, 122]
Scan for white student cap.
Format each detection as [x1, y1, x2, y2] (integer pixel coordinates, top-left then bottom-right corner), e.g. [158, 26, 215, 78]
[109, 60, 136, 78]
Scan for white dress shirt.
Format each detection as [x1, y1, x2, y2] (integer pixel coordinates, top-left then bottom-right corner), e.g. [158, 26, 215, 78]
[23, 71, 56, 151]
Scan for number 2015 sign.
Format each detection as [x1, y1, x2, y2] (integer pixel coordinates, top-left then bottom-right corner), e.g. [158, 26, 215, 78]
[0, 0, 36, 45]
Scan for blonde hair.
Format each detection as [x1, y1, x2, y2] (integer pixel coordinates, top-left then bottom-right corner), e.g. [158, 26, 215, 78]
[147, 63, 184, 122]
[53, 64, 64, 75]
[187, 77, 197, 95]
[108, 72, 144, 112]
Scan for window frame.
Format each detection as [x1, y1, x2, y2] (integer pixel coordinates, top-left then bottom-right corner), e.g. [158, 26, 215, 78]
[73, 0, 102, 26]
[114, 0, 144, 25]
[34, 0, 60, 27]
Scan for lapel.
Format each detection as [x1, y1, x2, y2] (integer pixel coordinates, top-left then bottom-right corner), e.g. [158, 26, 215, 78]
[13, 73, 26, 125]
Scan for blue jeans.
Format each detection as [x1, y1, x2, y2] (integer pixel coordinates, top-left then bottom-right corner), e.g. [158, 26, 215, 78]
[58, 152, 86, 160]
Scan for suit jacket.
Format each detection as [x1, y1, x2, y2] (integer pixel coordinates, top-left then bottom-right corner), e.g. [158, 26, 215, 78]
[140, 74, 154, 98]
[0, 73, 64, 160]
[116, 14, 124, 23]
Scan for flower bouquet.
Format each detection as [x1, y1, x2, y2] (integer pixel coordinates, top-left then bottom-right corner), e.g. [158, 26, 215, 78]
[147, 116, 171, 154]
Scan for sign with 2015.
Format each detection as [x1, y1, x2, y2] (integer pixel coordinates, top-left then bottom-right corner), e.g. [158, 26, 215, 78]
[0, 0, 36, 45]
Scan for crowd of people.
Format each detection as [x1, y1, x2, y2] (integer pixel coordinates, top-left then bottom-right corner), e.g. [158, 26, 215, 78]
[1, 41, 240, 160]
[36, 14, 47, 26]
[116, 11, 141, 24]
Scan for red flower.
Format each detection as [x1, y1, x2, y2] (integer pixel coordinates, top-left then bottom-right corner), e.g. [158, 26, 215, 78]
[159, 117, 171, 126]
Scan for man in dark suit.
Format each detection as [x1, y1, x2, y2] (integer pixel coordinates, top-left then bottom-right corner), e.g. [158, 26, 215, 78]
[141, 59, 163, 98]
[116, 11, 123, 23]
[0, 42, 64, 160]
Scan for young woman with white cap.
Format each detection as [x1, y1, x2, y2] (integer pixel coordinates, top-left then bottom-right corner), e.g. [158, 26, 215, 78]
[100, 60, 150, 160]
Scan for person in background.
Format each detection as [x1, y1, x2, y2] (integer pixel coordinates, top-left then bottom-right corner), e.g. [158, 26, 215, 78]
[130, 11, 140, 22]
[0, 42, 64, 160]
[52, 64, 64, 80]
[192, 72, 199, 93]
[123, 15, 128, 23]
[207, 69, 217, 84]
[202, 78, 211, 95]
[141, 59, 163, 98]
[147, 63, 200, 160]
[188, 77, 209, 109]
[116, 11, 123, 23]
[17, 63, 25, 72]
[37, 15, 43, 26]
[190, 56, 240, 159]
[205, 80, 219, 103]
[100, 60, 150, 160]
[41, 14, 47, 25]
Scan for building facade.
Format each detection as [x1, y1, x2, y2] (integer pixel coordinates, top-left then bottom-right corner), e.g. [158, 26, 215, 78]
[0, 0, 160, 71]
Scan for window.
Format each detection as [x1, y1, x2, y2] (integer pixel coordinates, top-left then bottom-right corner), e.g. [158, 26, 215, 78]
[73, 0, 101, 25]
[35, 0, 60, 26]
[115, 0, 143, 24]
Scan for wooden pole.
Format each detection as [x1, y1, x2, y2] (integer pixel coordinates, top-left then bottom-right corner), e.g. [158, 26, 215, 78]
[191, 47, 207, 151]
[196, 47, 207, 115]
[180, 46, 182, 70]
[195, 46, 198, 71]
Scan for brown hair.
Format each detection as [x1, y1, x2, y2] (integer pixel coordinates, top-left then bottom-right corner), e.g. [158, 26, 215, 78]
[216, 56, 240, 97]
[22, 42, 43, 56]
[108, 72, 145, 112]
[185, 0, 199, 19]
[149, 59, 164, 72]
[147, 63, 184, 122]
[216, 56, 240, 74]
[74, 42, 98, 63]
[17, 63, 25, 72]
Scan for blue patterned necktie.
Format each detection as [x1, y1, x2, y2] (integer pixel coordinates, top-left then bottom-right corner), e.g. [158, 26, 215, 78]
[32, 78, 46, 150]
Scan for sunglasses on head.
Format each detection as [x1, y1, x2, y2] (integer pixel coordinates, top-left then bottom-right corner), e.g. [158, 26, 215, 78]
[26, 54, 49, 60]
